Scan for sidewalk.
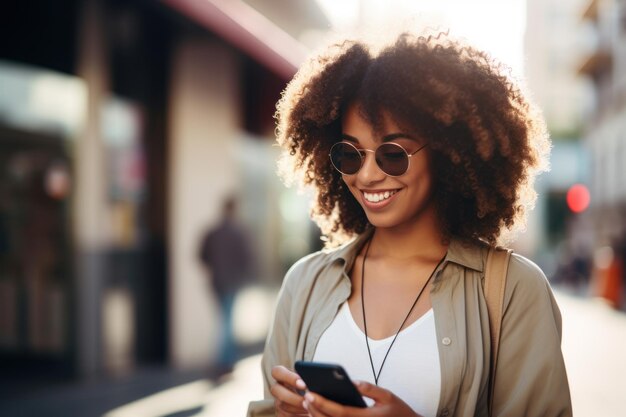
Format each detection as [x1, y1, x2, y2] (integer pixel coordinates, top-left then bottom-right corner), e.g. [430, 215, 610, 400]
[0, 366, 210, 417]
[0, 354, 264, 417]
[0, 286, 274, 417]
[556, 290, 626, 417]
[99, 355, 264, 417]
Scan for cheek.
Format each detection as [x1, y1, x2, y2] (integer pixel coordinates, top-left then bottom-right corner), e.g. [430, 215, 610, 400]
[342, 176, 361, 198]
[342, 175, 354, 189]
[411, 160, 433, 187]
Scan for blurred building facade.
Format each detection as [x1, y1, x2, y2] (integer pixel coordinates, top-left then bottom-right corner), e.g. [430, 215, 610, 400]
[576, 0, 626, 307]
[0, 0, 327, 382]
[578, 0, 626, 246]
[523, 0, 594, 274]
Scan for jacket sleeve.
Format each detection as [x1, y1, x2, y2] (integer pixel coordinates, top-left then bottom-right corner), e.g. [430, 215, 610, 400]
[492, 254, 572, 417]
[248, 260, 304, 416]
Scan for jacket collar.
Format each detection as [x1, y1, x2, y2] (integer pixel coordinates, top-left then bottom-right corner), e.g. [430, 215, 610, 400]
[445, 238, 486, 272]
[327, 228, 374, 272]
[327, 228, 485, 273]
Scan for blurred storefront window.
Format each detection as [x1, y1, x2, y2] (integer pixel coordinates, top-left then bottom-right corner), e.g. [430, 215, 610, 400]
[0, 62, 80, 375]
[0, 60, 156, 377]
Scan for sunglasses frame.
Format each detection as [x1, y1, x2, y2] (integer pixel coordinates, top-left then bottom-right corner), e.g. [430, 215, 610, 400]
[329, 141, 427, 177]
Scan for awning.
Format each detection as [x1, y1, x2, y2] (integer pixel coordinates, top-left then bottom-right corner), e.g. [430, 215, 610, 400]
[162, 0, 309, 80]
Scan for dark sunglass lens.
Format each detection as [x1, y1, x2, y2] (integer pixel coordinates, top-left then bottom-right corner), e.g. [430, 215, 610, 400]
[331, 143, 361, 175]
[376, 143, 409, 176]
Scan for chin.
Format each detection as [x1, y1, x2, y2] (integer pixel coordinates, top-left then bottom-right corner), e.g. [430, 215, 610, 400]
[363, 203, 434, 231]
[364, 213, 407, 230]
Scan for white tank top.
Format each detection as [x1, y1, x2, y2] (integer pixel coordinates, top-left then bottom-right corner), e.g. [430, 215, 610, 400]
[313, 302, 441, 417]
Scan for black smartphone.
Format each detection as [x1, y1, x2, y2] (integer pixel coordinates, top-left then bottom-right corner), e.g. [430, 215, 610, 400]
[294, 361, 367, 408]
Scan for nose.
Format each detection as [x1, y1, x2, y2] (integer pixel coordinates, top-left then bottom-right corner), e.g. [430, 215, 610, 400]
[357, 151, 386, 184]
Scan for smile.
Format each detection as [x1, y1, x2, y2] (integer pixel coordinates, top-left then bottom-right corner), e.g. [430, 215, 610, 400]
[362, 189, 399, 203]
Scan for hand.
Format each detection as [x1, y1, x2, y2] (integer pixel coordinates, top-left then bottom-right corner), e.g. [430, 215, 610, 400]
[303, 380, 421, 417]
[270, 365, 309, 416]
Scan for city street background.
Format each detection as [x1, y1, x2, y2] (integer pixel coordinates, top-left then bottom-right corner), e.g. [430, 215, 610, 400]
[1, 0, 625, 416]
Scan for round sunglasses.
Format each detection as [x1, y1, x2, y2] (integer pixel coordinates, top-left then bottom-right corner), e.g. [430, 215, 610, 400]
[329, 141, 427, 177]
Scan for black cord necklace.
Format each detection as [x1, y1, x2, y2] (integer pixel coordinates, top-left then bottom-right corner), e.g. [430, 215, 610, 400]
[360, 238, 447, 386]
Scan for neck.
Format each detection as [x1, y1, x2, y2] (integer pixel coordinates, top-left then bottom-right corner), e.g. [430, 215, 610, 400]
[369, 207, 447, 260]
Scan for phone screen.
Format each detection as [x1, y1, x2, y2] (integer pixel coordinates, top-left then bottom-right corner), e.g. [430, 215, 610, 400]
[294, 361, 367, 408]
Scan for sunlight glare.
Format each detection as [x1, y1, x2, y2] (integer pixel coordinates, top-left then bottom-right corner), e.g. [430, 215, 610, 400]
[103, 380, 213, 417]
[315, 0, 527, 75]
[233, 286, 277, 344]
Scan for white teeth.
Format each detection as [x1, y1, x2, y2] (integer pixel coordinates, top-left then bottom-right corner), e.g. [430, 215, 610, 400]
[363, 190, 397, 203]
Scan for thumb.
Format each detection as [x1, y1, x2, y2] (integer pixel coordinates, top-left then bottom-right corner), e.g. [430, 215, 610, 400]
[355, 380, 393, 403]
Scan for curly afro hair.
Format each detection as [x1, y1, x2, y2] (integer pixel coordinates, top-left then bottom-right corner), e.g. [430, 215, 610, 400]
[276, 32, 549, 247]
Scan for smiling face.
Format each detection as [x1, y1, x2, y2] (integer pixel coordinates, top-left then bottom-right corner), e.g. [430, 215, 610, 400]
[340, 103, 437, 232]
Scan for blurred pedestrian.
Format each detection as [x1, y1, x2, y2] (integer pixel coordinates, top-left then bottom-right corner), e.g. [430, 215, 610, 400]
[199, 196, 255, 372]
[249, 31, 571, 417]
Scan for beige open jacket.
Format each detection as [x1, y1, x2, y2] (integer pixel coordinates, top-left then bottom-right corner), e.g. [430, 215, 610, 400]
[248, 231, 572, 417]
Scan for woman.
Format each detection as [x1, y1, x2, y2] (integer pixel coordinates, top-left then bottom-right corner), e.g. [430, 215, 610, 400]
[249, 32, 572, 417]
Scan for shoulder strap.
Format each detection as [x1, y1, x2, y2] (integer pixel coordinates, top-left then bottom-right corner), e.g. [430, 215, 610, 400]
[484, 247, 512, 416]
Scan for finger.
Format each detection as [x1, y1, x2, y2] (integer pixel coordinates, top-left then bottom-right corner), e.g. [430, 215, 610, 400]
[272, 365, 307, 390]
[304, 399, 332, 417]
[355, 380, 392, 403]
[271, 382, 306, 408]
[304, 392, 367, 417]
[275, 399, 308, 416]
[276, 407, 308, 417]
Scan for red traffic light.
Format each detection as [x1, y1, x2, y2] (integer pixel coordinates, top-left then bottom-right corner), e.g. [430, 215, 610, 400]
[566, 184, 590, 213]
